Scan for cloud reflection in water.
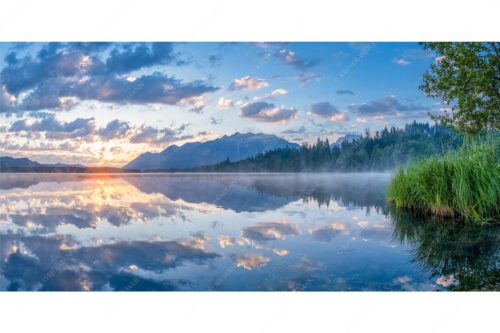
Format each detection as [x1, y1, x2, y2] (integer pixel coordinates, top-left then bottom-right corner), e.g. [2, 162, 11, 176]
[0, 173, 497, 291]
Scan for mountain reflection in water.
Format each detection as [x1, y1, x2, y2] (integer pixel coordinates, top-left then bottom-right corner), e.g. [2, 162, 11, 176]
[0, 173, 497, 291]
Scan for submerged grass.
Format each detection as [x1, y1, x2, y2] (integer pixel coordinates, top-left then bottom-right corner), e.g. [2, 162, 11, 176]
[387, 137, 500, 223]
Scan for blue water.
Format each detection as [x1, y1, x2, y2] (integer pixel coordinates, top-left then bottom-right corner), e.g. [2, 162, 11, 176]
[0, 173, 497, 291]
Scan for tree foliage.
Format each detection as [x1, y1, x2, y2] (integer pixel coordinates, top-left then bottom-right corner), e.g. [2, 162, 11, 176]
[420, 42, 500, 135]
[199, 122, 462, 172]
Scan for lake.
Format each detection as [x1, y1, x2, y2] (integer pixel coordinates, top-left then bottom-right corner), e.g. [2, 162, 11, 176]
[0, 173, 498, 291]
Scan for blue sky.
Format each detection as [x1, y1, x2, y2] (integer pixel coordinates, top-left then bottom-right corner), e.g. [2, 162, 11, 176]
[0, 42, 443, 166]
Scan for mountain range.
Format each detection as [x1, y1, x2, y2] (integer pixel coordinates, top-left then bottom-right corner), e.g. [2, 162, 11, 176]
[0, 156, 88, 169]
[0, 156, 42, 169]
[1, 124, 459, 173]
[1, 132, 363, 172]
[198, 123, 462, 172]
[0, 156, 121, 173]
[124, 132, 300, 171]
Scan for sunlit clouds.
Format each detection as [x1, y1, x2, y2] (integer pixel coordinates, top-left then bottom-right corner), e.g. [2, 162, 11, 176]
[0, 114, 194, 166]
[308, 101, 349, 122]
[0, 42, 438, 165]
[241, 220, 301, 242]
[232, 253, 270, 270]
[229, 75, 269, 91]
[217, 97, 234, 111]
[309, 223, 347, 242]
[239, 101, 298, 123]
[0, 173, 473, 291]
[218, 235, 234, 248]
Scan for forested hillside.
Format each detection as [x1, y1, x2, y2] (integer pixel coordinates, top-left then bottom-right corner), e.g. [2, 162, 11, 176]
[198, 122, 463, 172]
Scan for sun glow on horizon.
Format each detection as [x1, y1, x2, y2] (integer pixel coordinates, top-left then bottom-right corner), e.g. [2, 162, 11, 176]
[0, 42, 437, 166]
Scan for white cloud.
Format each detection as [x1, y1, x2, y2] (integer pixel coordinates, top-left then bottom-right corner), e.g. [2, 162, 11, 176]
[218, 235, 234, 248]
[265, 88, 288, 99]
[217, 97, 234, 111]
[241, 220, 300, 242]
[177, 95, 207, 113]
[252, 88, 289, 101]
[229, 75, 268, 91]
[394, 58, 410, 66]
[232, 253, 270, 270]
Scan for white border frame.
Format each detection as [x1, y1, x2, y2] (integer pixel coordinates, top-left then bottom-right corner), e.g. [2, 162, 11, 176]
[0, 1, 498, 331]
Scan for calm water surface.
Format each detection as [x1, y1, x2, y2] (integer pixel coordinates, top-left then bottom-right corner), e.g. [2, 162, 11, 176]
[0, 173, 498, 291]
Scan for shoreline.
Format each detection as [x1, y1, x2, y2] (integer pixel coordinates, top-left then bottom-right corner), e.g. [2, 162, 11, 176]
[0, 171, 393, 175]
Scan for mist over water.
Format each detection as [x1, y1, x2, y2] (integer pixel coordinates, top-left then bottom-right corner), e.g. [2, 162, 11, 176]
[0, 173, 497, 291]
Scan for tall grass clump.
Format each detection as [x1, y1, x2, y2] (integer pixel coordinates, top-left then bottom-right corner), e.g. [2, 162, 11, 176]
[387, 137, 500, 223]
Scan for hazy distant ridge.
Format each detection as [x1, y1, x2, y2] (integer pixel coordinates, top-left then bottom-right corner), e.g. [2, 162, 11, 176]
[124, 132, 300, 171]
[0, 156, 123, 173]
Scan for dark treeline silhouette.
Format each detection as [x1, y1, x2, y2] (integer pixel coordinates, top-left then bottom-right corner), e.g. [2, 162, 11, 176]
[197, 122, 463, 172]
[0, 166, 133, 173]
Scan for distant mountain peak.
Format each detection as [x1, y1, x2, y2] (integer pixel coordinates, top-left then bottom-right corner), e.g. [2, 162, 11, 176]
[124, 132, 300, 171]
[335, 133, 361, 145]
[0, 156, 86, 170]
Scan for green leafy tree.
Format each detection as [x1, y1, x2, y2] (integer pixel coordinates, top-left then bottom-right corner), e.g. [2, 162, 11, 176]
[420, 42, 500, 135]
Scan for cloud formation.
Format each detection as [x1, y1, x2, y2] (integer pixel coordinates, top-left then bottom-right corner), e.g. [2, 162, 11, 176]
[347, 96, 428, 117]
[217, 97, 234, 111]
[293, 71, 322, 86]
[309, 102, 348, 122]
[104, 43, 179, 74]
[97, 119, 131, 139]
[256, 43, 319, 70]
[336, 89, 354, 95]
[281, 126, 306, 134]
[9, 114, 96, 139]
[0, 230, 221, 290]
[232, 253, 270, 270]
[264, 88, 288, 99]
[275, 49, 318, 70]
[128, 125, 189, 145]
[8, 114, 188, 145]
[229, 76, 268, 91]
[0, 42, 218, 112]
[0, 85, 16, 112]
[394, 58, 410, 66]
[65, 73, 218, 106]
[240, 101, 298, 123]
[241, 221, 300, 242]
[210, 117, 222, 125]
[309, 223, 347, 242]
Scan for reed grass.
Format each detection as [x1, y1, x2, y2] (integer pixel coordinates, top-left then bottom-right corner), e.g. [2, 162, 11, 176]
[387, 137, 499, 223]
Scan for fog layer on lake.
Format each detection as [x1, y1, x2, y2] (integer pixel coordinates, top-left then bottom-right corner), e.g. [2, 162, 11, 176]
[0, 173, 498, 291]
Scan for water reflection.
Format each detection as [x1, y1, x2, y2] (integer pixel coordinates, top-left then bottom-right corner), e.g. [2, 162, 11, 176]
[391, 207, 500, 291]
[0, 173, 497, 291]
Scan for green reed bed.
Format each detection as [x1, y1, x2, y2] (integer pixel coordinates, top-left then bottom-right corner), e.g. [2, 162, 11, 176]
[387, 138, 499, 223]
